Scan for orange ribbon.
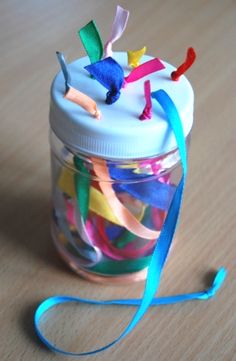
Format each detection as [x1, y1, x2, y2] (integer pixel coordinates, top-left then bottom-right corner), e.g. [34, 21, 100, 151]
[65, 87, 101, 120]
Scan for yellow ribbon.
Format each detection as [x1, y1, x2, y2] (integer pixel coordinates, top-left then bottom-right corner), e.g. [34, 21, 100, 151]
[127, 46, 147, 68]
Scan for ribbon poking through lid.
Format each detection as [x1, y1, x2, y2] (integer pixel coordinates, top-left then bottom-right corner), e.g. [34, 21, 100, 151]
[78, 20, 103, 64]
[56, 51, 71, 92]
[171, 47, 196, 81]
[104, 5, 129, 58]
[139, 80, 152, 120]
[65, 87, 101, 120]
[56, 52, 101, 119]
[124, 57, 165, 87]
[127, 46, 147, 68]
[85, 57, 124, 104]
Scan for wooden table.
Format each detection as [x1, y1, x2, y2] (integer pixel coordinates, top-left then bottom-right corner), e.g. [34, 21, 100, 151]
[1, 1, 235, 360]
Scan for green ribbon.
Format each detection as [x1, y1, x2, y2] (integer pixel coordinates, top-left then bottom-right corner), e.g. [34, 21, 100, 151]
[74, 157, 90, 222]
[78, 20, 103, 64]
[89, 255, 152, 275]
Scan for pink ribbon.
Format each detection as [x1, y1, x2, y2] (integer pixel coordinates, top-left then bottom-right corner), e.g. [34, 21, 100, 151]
[65, 199, 76, 226]
[139, 80, 152, 120]
[87, 215, 156, 261]
[151, 208, 166, 230]
[104, 5, 129, 58]
[123, 58, 165, 87]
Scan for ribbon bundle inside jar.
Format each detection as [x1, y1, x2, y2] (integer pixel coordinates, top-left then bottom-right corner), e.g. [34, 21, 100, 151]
[51, 131, 184, 282]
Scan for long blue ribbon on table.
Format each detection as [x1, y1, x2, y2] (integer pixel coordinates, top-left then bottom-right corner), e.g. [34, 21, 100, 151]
[34, 89, 226, 356]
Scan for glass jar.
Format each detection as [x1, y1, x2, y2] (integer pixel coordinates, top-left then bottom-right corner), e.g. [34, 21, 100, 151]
[50, 129, 189, 283]
[49, 52, 194, 283]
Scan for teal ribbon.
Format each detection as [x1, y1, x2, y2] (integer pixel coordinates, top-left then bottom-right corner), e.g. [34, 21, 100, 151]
[34, 90, 226, 356]
[78, 20, 103, 64]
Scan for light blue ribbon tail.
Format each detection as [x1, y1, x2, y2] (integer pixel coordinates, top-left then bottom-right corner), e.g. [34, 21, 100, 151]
[34, 89, 227, 356]
[197, 267, 227, 300]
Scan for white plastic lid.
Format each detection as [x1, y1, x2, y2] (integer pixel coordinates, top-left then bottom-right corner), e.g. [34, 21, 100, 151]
[50, 52, 194, 159]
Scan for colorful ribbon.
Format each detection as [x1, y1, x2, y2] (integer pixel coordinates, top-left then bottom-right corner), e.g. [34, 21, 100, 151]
[123, 58, 165, 87]
[35, 90, 226, 356]
[58, 167, 145, 226]
[65, 87, 101, 120]
[92, 158, 161, 239]
[127, 46, 147, 68]
[109, 166, 175, 211]
[74, 157, 90, 222]
[171, 47, 196, 81]
[85, 57, 124, 104]
[56, 51, 71, 92]
[78, 20, 103, 64]
[104, 5, 129, 58]
[86, 215, 155, 261]
[139, 80, 152, 120]
[56, 51, 101, 119]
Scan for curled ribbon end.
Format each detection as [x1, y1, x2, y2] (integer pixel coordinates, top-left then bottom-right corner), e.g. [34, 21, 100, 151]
[202, 268, 227, 300]
[139, 109, 152, 121]
[171, 47, 197, 81]
[106, 90, 121, 104]
[94, 109, 102, 120]
[211, 267, 227, 293]
[171, 71, 180, 81]
[188, 47, 197, 62]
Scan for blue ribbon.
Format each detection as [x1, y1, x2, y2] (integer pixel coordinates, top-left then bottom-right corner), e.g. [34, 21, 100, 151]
[34, 89, 226, 356]
[56, 51, 71, 92]
[113, 180, 176, 211]
[84, 57, 124, 104]
[109, 166, 176, 211]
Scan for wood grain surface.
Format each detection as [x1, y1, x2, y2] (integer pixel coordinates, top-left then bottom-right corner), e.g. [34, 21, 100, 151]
[0, 1, 235, 360]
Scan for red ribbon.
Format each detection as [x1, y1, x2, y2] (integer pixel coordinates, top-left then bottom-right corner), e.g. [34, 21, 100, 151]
[171, 47, 196, 81]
